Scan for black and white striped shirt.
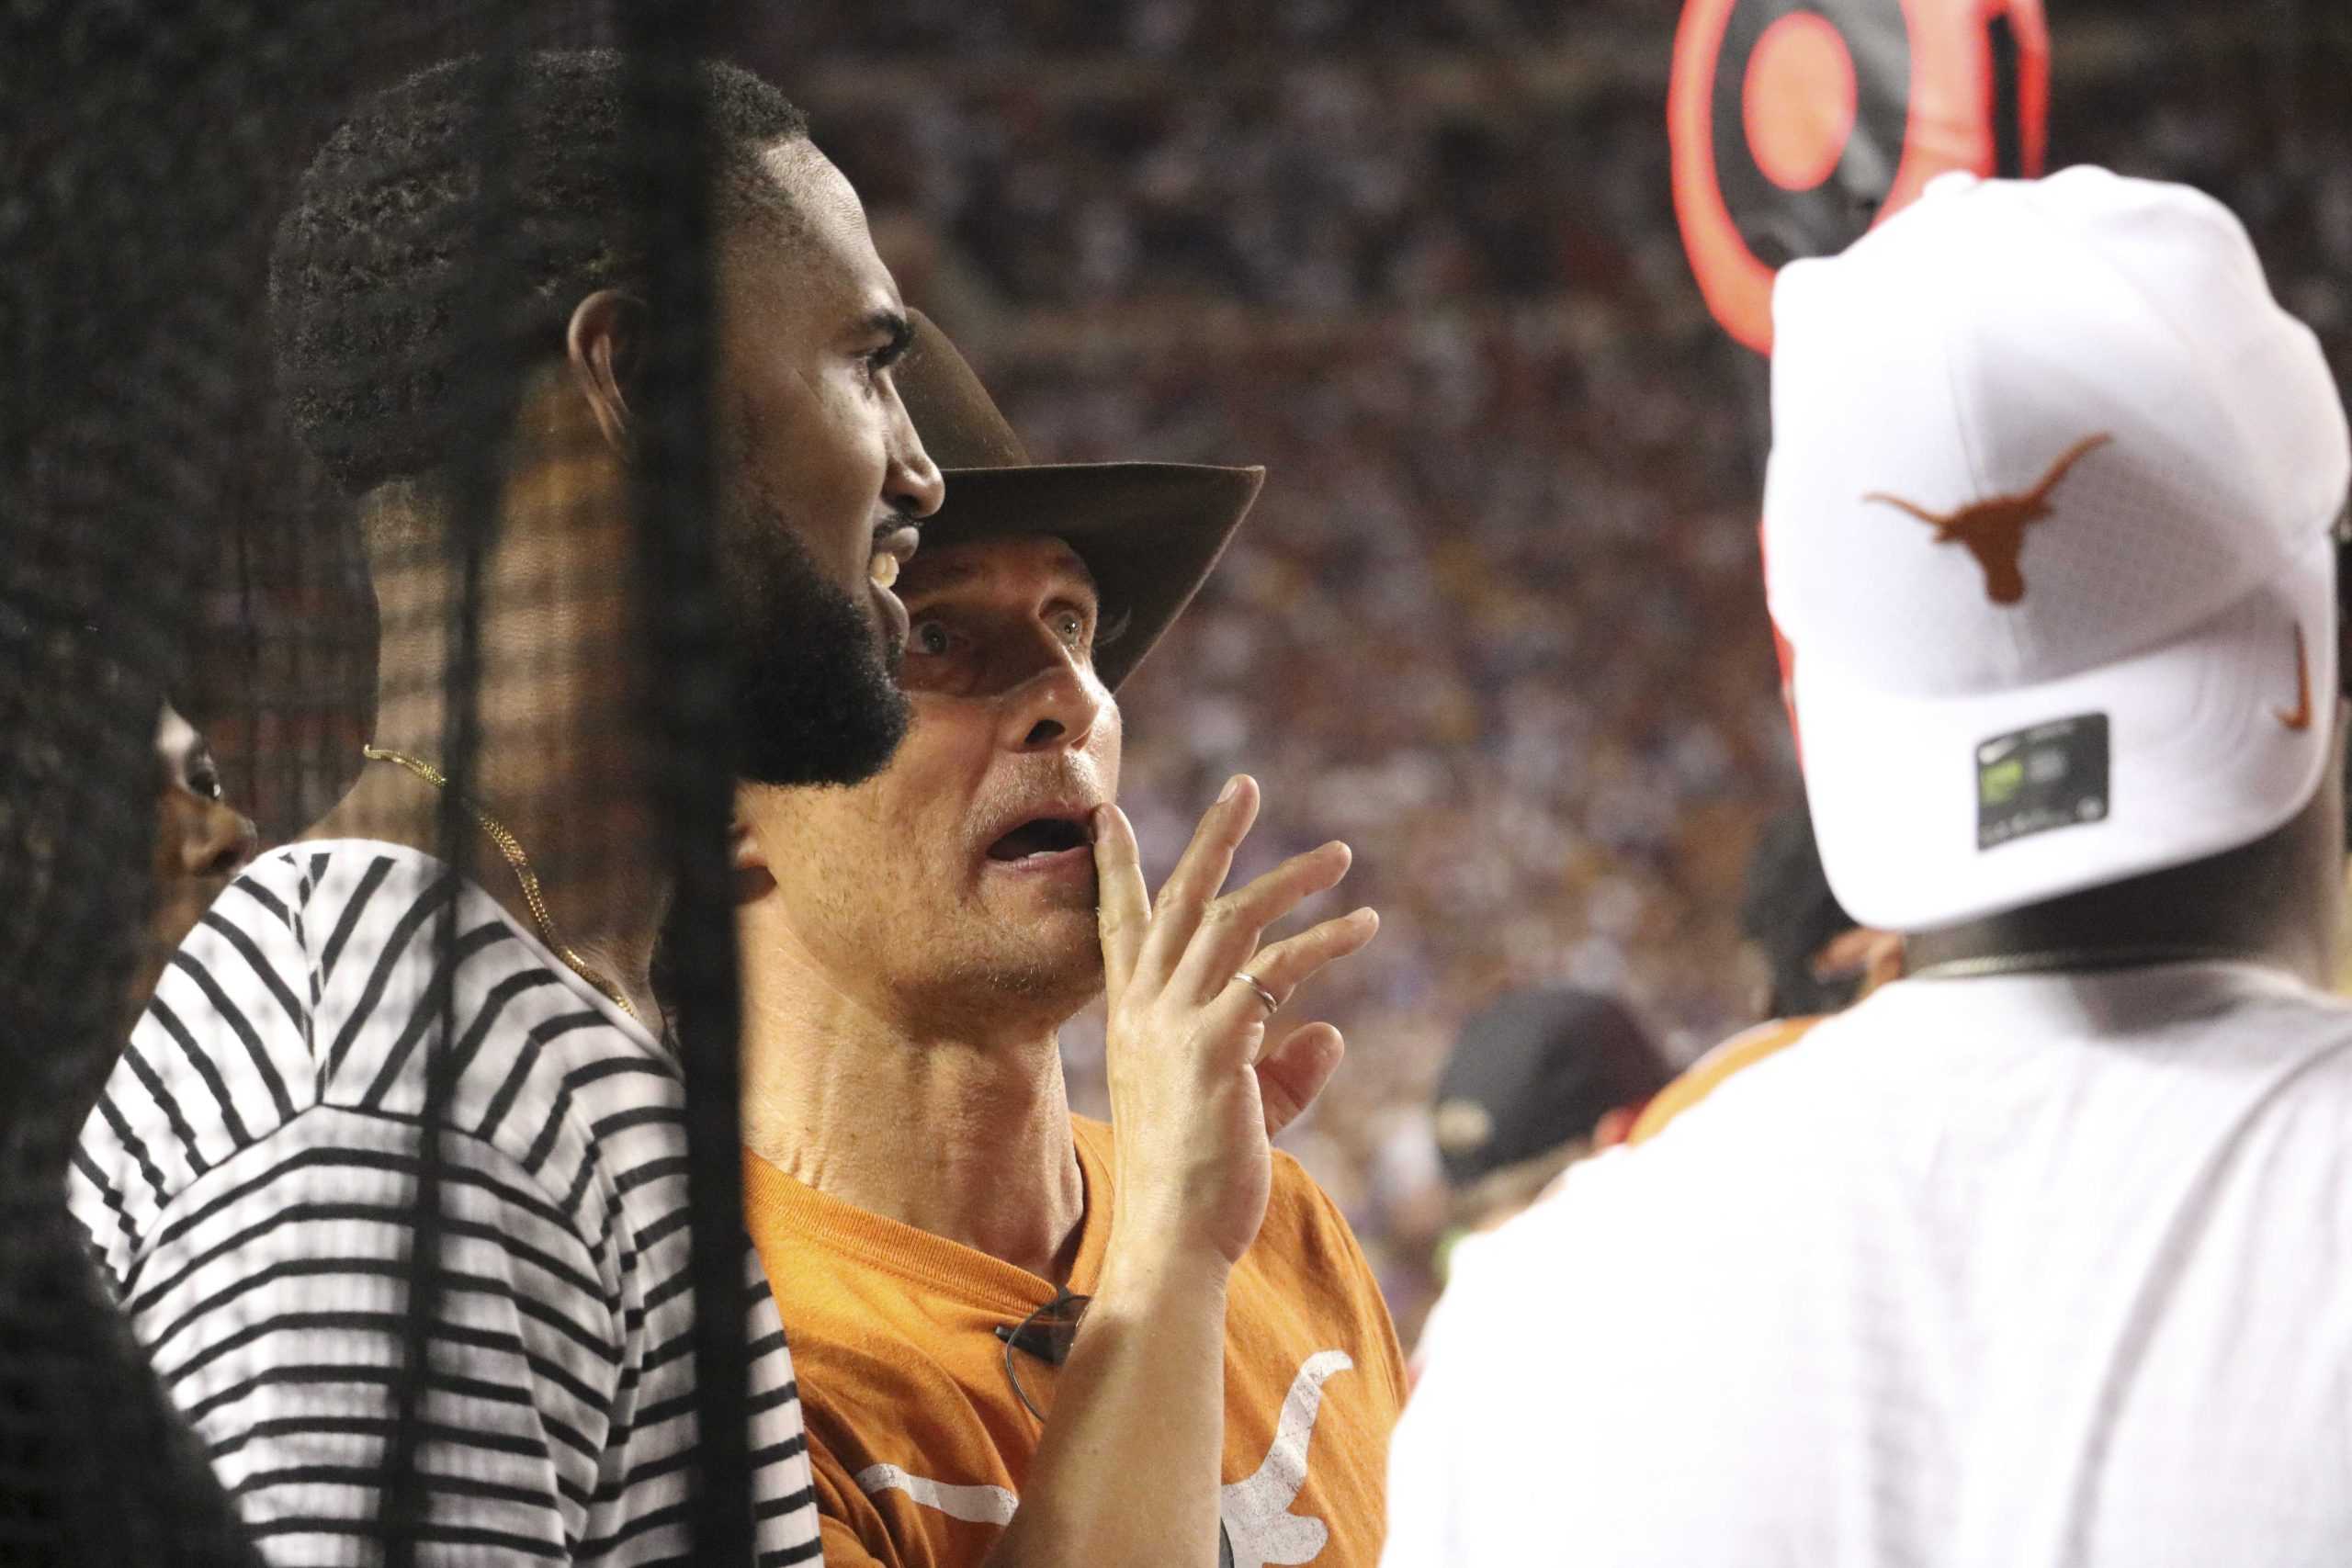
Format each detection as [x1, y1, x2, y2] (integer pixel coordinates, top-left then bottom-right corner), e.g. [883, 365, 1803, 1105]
[69, 840, 820, 1565]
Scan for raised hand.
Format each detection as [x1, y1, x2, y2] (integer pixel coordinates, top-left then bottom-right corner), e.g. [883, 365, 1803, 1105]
[1091, 775, 1378, 1269]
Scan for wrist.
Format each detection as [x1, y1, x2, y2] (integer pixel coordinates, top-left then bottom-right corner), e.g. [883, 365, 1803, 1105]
[1096, 1227, 1234, 1308]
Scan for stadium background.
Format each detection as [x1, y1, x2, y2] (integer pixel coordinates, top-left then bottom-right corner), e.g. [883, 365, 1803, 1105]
[181, 0, 2352, 1336]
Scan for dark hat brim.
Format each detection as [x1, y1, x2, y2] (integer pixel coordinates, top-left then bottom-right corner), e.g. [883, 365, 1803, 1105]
[921, 459, 1264, 692]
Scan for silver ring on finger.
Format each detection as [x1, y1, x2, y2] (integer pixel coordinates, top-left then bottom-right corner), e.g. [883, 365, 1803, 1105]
[1232, 970, 1280, 1017]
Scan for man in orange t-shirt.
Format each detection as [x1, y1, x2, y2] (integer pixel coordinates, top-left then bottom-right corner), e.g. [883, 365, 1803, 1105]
[746, 1118, 1401, 1568]
[729, 314, 1405, 1567]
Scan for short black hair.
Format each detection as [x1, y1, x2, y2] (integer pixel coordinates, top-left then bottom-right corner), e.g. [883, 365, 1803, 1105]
[271, 49, 810, 496]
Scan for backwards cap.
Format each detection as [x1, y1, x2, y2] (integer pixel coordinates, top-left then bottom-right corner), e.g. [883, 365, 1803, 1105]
[1765, 167, 2350, 931]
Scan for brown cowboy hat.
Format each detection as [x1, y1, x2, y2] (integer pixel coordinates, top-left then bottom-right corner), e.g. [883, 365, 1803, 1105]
[894, 310, 1264, 692]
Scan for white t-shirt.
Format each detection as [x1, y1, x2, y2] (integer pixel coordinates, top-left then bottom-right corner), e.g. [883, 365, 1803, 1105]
[71, 841, 822, 1565]
[1387, 962, 2352, 1568]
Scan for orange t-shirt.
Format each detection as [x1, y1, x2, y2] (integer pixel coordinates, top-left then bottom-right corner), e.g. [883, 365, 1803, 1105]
[743, 1116, 1408, 1568]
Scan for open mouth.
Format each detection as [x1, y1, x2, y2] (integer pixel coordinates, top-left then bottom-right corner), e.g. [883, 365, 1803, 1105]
[986, 815, 1091, 863]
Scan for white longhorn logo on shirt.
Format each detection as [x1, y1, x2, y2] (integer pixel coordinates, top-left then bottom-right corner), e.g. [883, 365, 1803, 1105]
[1218, 1349, 1353, 1568]
[856, 1348, 1353, 1566]
[856, 1462, 1020, 1526]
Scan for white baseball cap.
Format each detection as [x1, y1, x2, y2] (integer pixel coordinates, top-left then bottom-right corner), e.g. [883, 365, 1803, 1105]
[1765, 166, 2351, 931]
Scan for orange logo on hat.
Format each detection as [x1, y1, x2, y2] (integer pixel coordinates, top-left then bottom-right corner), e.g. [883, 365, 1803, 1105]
[1864, 433, 2111, 605]
[2277, 622, 2313, 732]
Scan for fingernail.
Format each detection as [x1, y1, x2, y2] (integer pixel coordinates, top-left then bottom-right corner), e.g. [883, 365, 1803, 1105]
[1218, 776, 1242, 804]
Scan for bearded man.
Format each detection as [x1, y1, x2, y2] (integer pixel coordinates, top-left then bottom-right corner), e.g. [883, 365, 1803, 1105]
[70, 51, 940, 1562]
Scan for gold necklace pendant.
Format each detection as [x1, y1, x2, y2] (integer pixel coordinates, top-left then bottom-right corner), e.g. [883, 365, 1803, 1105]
[360, 746, 641, 1024]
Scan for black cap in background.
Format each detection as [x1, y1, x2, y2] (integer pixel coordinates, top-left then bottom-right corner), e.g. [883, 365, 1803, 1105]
[1431, 987, 1671, 1190]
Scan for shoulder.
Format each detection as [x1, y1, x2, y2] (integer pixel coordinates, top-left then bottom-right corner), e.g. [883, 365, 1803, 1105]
[72, 849, 331, 1268]
[1627, 1015, 1825, 1146]
[1263, 1144, 1346, 1235]
[2160, 968, 2352, 1125]
[1618, 984, 1952, 1163]
[1430, 1093, 1793, 1332]
[2203, 966, 2352, 1050]
[293, 840, 682, 1220]
[74, 840, 678, 1278]
[1246, 1145, 1409, 1405]
[1261, 1150, 1366, 1291]
[740, 1165, 1007, 1462]
[1237, 1142, 1367, 1285]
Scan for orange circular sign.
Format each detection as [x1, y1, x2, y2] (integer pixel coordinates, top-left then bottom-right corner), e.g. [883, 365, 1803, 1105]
[1744, 13, 1859, 191]
[1672, 0, 2050, 355]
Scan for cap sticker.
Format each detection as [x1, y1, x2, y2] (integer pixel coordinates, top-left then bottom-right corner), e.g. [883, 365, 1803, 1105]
[1976, 713, 2109, 850]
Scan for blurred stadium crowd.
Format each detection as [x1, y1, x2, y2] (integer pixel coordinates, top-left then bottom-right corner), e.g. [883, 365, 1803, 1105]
[179, 1, 2351, 1337]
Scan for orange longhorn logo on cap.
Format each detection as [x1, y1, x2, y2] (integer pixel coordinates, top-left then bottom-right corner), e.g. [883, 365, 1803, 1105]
[1863, 433, 2112, 604]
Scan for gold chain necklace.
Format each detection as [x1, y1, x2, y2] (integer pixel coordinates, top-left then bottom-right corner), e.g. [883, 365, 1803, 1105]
[360, 746, 640, 1023]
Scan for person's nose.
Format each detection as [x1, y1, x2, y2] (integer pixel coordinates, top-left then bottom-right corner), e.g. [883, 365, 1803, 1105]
[884, 386, 945, 523]
[999, 645, 1105, 756]
[180, 798, 258, 880]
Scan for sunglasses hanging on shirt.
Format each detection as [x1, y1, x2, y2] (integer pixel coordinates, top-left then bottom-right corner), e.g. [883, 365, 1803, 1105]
[994, 1288, 1090, 1422]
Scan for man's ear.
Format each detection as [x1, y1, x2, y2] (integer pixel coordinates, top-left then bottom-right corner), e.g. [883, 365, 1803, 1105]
[566, 289, 647, 455]
[729, 814, 778, 906]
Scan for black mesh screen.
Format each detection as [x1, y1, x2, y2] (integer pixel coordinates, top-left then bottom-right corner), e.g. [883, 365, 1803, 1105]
[6, 5, 286, 1561]
[6, 2, 2350, 1561]
[4, 4, 759, 1561]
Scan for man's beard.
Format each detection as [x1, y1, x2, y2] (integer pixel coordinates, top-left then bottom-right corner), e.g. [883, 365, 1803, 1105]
[720, 496, 909, 789]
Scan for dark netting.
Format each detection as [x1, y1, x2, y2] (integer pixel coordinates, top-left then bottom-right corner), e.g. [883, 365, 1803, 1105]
[5, 3, 765, 1561]
[6, 5, 288, 1560]
[11, 0, 2351, 1561]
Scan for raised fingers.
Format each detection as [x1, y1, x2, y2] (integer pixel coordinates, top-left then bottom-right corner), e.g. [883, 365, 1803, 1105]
[1223, 906, 1380, 1009]
[1091, 804, 1152, 994]
[1134, 775, 1261, 986]
[1171, 840, 1355, 1001]
[1182, 905, 1378, 1077]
